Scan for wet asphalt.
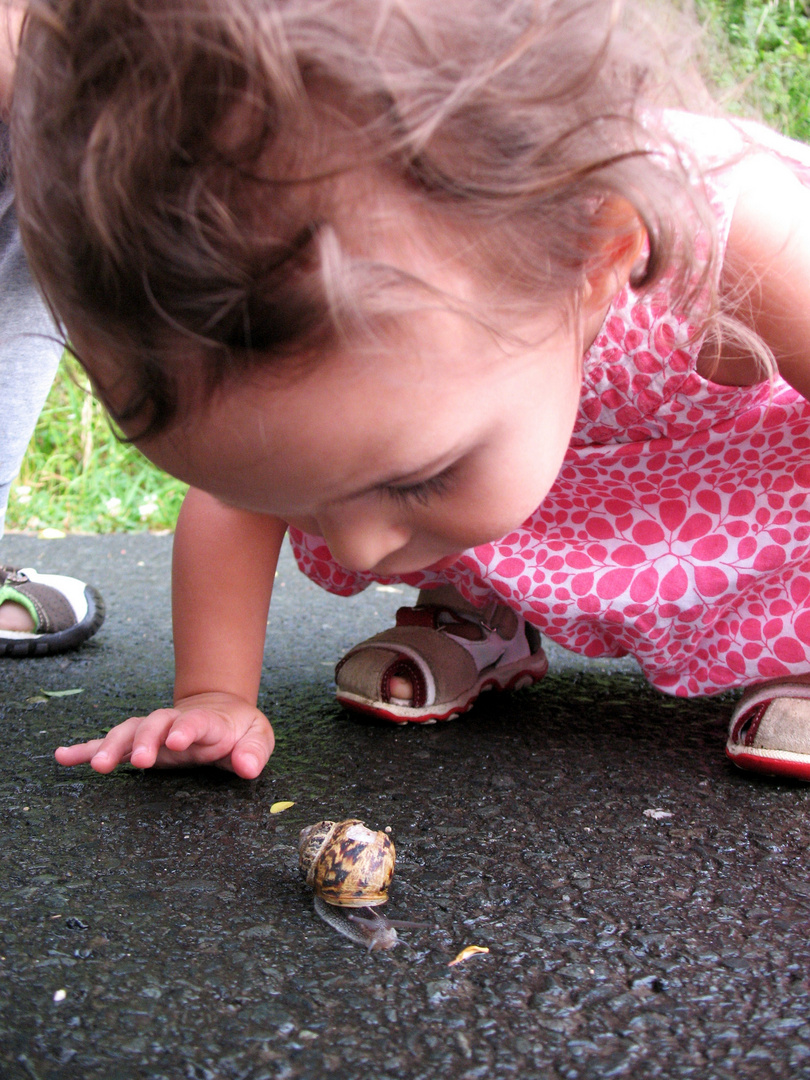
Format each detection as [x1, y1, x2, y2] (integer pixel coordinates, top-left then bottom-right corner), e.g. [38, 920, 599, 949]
[1, 532, 810, 1080]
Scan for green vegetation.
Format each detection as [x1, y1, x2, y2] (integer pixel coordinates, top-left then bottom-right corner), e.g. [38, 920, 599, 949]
[6, 0, 809, 534]
[695, 0, 810, 141]
[7, 355, 187, 534]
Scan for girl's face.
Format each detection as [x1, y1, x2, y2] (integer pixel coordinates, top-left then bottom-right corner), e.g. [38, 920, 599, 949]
[132, 291, 598, 576]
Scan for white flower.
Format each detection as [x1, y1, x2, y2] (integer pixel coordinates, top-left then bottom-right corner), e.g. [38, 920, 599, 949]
[105, 496, 123, 516]
[138, 499, 159, 519]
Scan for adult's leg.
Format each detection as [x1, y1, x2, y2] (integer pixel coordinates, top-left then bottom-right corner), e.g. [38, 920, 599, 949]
[0, 124, 105, 654]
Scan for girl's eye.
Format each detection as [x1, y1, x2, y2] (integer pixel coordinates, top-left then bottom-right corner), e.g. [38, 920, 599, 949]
[384, 468, 456, 508]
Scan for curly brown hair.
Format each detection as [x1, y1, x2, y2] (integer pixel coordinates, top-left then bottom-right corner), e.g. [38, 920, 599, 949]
[12, 0, 719, 435]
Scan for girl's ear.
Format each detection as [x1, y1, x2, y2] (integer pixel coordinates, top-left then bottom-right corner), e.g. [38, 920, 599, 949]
[582, 197, 646, 313]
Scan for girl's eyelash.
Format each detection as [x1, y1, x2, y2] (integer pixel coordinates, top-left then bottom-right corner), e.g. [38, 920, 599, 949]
[383, 469, 455, 507]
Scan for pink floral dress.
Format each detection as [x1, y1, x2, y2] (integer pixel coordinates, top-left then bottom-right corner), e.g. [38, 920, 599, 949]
[290, 117, 810, 698]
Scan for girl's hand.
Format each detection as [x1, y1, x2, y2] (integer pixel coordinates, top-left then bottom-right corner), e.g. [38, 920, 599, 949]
[54, 692, 275, 779]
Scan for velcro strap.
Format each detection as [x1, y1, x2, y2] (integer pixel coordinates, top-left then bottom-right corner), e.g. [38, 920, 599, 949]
[395, 606, 437, 629]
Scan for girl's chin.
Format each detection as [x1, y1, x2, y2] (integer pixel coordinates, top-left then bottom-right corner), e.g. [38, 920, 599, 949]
[373, 552, 462, 576]
[422, 554, 462, 572]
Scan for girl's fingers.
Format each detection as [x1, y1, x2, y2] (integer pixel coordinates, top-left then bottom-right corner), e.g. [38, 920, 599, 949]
[54, 739, 107, 767]
[82, 710, 178, 773]
[229, 716, 275, 779]
[162, 708, 228, 753]
[87, 718, 142, 772]
[125, 709, 185, 769]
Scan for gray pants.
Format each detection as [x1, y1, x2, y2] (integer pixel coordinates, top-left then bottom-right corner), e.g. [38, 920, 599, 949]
[0, 126, 63, 538]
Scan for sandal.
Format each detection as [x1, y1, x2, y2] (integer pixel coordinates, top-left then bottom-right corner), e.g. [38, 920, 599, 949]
[726, 678, 810, 781]
[0, 565, 105, 657]
[335, 585, 548, 724]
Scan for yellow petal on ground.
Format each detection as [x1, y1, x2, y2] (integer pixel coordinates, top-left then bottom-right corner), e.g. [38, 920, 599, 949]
[269, 801, 295, 814]
[448, 945, 490, 967]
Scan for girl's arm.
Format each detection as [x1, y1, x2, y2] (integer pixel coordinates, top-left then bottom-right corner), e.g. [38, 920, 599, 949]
[55, 489, 287, 777]
[717, 152, 810, 397]
[172, 487, 284, 706]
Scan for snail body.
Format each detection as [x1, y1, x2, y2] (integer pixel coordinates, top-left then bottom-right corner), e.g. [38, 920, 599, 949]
[313, 896, 402, 951]
[298, 819, 395, 908]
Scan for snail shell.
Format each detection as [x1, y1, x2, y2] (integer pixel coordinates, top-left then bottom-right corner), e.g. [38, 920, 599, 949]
[298, 819, 395, 908]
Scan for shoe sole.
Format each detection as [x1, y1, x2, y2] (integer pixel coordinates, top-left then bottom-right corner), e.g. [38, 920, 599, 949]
[336, 649, 549, 725]
[726, 741, 810, 782]
[0, 585, 105, 658]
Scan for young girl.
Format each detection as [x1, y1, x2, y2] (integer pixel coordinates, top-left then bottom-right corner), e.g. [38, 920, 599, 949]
[12, 0, 810, 780]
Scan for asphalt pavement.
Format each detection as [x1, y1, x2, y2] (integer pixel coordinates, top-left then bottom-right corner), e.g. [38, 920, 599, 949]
[1, 532, 810, 1080]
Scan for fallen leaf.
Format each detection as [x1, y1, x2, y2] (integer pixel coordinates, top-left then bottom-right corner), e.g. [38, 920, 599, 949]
[448, 945, 490, 967]
[269, 801, 295, 814]
[643, 808, 672, 820]
[40, 688, 84, 698]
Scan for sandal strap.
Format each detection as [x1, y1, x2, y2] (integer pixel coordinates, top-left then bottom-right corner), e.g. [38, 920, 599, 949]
[396, 598, 518, 643]
[0, 567, 77, 633]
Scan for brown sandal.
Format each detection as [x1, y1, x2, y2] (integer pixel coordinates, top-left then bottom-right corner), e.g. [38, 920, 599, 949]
[335, 585, 548, 724]
[0, 565, 105, 657]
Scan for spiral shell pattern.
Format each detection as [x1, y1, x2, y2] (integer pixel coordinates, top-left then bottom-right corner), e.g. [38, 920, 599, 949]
[298, 819, 395, 908]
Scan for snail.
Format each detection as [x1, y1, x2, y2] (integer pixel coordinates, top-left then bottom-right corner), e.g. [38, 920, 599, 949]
[298, 819, 395, 907]
[298, 819, 426, 951]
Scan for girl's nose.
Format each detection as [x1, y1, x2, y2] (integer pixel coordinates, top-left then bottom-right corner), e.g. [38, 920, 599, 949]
[318, 511, 412, 574]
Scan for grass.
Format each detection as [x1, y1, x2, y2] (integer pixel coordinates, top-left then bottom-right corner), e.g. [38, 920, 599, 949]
[6, 0, 810, 534]
[7, 354, 187, 535]
[694, 0, 810, 141]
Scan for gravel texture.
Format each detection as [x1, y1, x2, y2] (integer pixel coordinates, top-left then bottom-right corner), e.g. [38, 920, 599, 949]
[1, 534, 809, 1079]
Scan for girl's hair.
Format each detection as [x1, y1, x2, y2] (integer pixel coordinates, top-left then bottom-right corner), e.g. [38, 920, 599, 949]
[13, 0, 719, 435]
